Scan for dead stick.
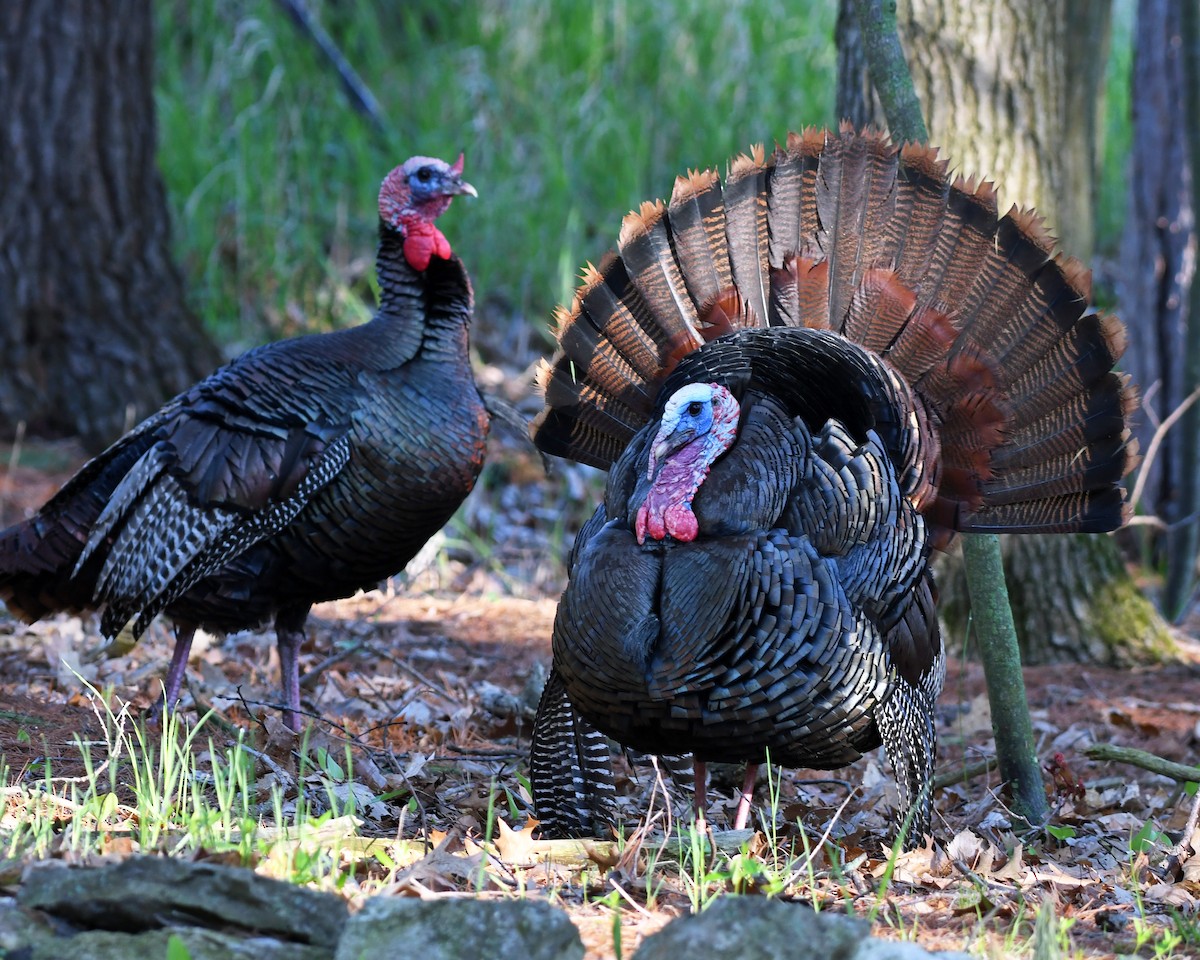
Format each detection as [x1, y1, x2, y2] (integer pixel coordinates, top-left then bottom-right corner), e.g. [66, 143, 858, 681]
[933, 756, 999, 790]
[1084, 743, 1200, 782]
[272, 0, 387, 132]
[504, 829, 760, 869]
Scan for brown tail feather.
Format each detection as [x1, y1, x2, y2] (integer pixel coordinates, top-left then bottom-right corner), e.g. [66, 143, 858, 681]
[723, 147, 772, 334]
[887, 142, 953, 288]
[765, 131, 821, 275]
[531, 126, 1136, 540]
[618, 201, 701, 336]
[666, 169, 735, 313]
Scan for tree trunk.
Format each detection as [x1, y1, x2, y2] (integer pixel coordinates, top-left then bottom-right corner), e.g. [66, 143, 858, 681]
[1178, 0, 1200, 619]
[0, 0, 219, 454]
[1117, 0, 1196, 619]
[1116, 2, 1190, 528]
[837, 0, 1174, 664]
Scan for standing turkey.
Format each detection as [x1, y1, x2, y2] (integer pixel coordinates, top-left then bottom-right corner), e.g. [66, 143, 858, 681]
[0, 154, 488, 730]
[529, 126, 1137, 844]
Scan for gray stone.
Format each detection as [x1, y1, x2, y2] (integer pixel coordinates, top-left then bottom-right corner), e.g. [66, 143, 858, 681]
[854, 942, 973, 959]
[18, 855, 348, 948]
[631, 898, 974, 960]
[29, 928, 332, 960]
[334, 897, 584, 960]
[0, 897, 61, 955]
[633, 897, 867, 960]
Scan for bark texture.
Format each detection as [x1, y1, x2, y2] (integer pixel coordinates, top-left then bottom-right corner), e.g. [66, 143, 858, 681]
[1117, 0, 1196, 618]
[837, 0, 1174, 664]
[1178, 0, 1200, 616]
[0, 0, 218, 453]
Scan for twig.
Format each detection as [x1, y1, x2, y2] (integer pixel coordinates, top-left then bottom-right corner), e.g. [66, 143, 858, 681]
[239, 744, 296, 788]
[298, 639, 369, 690]
[1176, 787, 1200, 859]
[606, 875, 657, 920]
[272, 0, 388, 133]
[187, 687, 249, 737]
[0, 420, 26, 520]
[364, 642, 462, 705]
[933, 756, 1000, 791]
[1128, 385, 1200, 514]
[1083, 743, 1200, 782]
[443, 744, 523, 760]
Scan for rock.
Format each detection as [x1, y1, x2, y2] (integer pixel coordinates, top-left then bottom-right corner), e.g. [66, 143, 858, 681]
[27, 928, 332, 960]
[0, 897, 61, 955]
[18, 856, 348, 948]
[334, 897, 584, 960]
[632, 898, 866, 960]
[855, 942, 972, 960]
[631, 898, 973, 960]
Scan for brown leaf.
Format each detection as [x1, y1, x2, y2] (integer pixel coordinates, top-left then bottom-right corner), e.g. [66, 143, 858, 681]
[492, 818, 541, 865]
[992, 843, 1026, 882]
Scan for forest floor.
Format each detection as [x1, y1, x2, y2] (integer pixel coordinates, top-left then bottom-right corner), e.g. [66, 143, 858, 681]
[2, 441, 1200, 958]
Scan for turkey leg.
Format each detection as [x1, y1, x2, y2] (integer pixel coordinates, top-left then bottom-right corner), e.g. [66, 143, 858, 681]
[693, 760, 708, 834]
[157, 622, 196, 718]
[732, 763, 759, 830]
[275, 606, 311, 730]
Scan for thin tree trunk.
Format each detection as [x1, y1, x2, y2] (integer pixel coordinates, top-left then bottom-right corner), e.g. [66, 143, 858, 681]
[1106, 0, 1200, 622]
[1168, 0, 1199, 618]
[0, 0, 218, 453]
[838, 0, 1173, 665]
[1115, 2, 1191, 581]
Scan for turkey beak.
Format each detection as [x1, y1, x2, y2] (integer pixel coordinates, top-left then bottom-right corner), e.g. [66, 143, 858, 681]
[449, 178, 477, 198]
[647, 426, 691, 479]
[647, 440, 667, 480]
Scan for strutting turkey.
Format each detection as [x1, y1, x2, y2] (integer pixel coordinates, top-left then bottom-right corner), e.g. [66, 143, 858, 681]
[528, 126, 1137, 844]
[0, 154, 488, 730]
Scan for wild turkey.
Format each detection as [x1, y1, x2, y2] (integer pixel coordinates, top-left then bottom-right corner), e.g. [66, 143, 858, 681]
[0, 154, 488, 730]
[528, 126, 1137, 844]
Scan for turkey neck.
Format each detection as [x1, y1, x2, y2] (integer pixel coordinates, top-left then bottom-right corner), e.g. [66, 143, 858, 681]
[372, 226, 474, 365]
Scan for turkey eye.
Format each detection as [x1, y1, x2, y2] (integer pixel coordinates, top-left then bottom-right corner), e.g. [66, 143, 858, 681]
[416, 167, 433, 183]
[687, 401, 703, 416]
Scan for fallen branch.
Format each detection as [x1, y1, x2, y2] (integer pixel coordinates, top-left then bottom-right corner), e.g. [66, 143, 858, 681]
[273, 0, 387, 132]
[491, 828, 760, 870]
[1083, 743, 1200, 783]
[1128, 384, 1200, 515]
[933, 756, 1000, 791]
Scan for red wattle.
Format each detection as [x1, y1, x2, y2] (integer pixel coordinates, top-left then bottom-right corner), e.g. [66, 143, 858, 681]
[635, 486, 697, 544]
[402, 222, 452, 271]
[664, 503, 698, 542]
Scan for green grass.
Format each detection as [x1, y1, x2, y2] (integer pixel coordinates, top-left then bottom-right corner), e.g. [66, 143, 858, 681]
[154, 0, 837, 351]
[1, 685, 382, 892]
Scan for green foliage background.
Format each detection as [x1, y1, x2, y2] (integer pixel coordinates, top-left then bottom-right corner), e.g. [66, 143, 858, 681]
[154, 0, 837, 353]
[154, 0, 1130, 353]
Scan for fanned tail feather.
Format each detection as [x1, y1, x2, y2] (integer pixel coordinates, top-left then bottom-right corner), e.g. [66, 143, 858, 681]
[532, 126, 1136, 540]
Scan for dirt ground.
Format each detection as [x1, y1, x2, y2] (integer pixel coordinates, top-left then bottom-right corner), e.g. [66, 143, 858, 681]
[2, 444, 1200, 958]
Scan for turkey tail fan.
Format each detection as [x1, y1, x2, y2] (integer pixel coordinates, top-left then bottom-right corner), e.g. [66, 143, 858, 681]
[533, 126, 1136, 541]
